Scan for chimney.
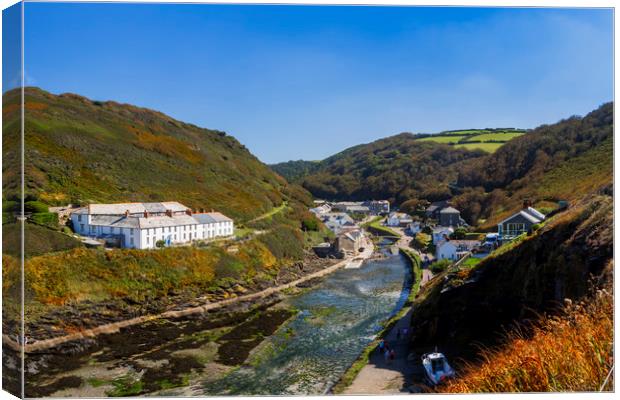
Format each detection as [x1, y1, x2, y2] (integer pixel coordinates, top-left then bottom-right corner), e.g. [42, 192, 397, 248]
[186, 209, 193, 216]
[201, 208, 205, 213]
[144, 211, 149, 218]
[125, 210, 129, 217]
[523, 199, 530, 209]
[166, 209, 172, 217]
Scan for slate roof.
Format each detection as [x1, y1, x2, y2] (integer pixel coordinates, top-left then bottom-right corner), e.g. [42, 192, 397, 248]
[138, 214, 199, 229]
[500, 209, 544, 225]
[204, 212, 233, 222]
[90, 215, 141, 228]
[193, 213, 217, 224]
[440, 206, 460, 214]
[86, 202, 189, 215]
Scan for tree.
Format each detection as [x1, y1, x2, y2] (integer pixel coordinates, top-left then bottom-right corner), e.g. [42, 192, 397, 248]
[430, 259, 452, 273]
[301, 217, 319, 231]
[451, 227, 468, 240]
[413, 232, 431, 250]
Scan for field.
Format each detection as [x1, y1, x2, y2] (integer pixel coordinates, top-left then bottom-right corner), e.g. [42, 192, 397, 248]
[419, 129, 526, 153]
[464, 132, 525, 142]
[453, 142, 504, 152]
[418, 135, 467, 144]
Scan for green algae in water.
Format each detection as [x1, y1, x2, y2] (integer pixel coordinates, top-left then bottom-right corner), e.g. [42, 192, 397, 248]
[195, 254, 411, 395]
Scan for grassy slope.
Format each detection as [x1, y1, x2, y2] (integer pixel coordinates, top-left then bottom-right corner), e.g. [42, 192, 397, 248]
[478, 137, 613, 228]
[453, 142, 504, 152]
[2, 222, 83, 258]
[2, 87, 311, 222]
[442, 283, 613, 392]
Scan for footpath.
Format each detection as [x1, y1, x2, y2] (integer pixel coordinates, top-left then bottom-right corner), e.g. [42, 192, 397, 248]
[344, 226, 433, 394]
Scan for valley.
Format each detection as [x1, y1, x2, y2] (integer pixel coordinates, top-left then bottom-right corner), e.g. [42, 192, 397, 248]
[2, 88, 614, 396]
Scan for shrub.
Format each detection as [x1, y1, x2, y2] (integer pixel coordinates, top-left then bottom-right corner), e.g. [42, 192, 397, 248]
[413, 232, 431, 250]
[430, 259, 451, 273]
[155, 240, 166, 248]
[301, 217, 319, 232]
[24, 200, 49, 213]
[451, 227, 468, 239]
[30, 212, 59, 228]
[2, 200, 18, 212]
[258, 224, 304, 260]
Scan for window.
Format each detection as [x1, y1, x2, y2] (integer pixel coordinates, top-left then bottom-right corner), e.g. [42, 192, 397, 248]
[130, 237, 134, 246]
[80, 224, 84, 231]
[130, 228, 134, 235]
[146, 237, 149, 244]
[78, 215, 82, 222]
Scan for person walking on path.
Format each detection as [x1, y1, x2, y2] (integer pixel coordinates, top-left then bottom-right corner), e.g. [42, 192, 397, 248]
[378, 339, 385, 355]
[384, 348, 391, 364]
[389, 349, 396, 361]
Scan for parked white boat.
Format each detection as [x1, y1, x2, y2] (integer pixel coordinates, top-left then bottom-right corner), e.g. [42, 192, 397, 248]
[421, 351, 455, 386]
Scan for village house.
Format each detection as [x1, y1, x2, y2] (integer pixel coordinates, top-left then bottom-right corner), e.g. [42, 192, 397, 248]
[331, 201, 371, 215]
[386, 212, 413, 227]
[335, 228, 364, 255]
[435, 240, 458, 261]
[432, 226, 454, 244]
[498, 201, 545, 240]
[363, 200, 390, 215]
[70, 202, 234, 249]
[425, 200, 450, 219]
[309, 203, 332, 216]
[319, 212, 357, 234]
[435, 239, 480, 261]
[439, 206, 462, 227]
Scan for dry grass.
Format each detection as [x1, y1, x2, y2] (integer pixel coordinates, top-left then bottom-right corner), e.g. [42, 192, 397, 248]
[441, 286, 614, 393]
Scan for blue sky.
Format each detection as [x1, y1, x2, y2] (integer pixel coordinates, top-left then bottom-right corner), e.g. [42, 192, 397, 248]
[16, 3, 614, 163]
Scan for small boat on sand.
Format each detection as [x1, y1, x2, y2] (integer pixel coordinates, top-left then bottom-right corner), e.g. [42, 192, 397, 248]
[421, 350, 455, 386]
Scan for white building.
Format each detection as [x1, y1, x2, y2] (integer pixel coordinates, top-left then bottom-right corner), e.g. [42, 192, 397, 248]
[432, 226, 454, 244]
[310, 203, 332, 216]
[71, 202, 233, 249]
[319, 212, 357, 234]
[387, 212, 413, 227]
[435, 241, 458, 261]
[435, 239, 480, 261]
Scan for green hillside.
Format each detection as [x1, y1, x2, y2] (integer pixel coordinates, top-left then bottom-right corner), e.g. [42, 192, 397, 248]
[270, 159, 320, 183]
[453, 102, 613, 227]
[2, 87, 312, 223]
[278, 104, 611, 229]
[297, 133, 487, 203]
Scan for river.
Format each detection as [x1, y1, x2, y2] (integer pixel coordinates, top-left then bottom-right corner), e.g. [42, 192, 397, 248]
[179, 249, 411, 396]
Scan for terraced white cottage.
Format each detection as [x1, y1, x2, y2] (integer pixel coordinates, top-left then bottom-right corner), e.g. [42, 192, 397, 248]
[70, 202, 234, 249]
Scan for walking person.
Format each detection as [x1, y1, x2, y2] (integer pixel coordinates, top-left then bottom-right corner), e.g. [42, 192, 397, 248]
[384, 348, 390, 364]
[378, 339, 385, 355]
[390, 349, 396, 361]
